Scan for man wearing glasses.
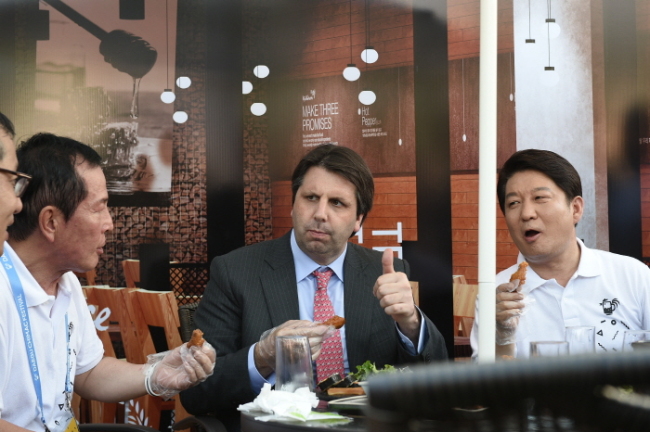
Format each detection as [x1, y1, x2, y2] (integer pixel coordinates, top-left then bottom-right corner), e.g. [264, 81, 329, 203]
[0, 112, 30, 256]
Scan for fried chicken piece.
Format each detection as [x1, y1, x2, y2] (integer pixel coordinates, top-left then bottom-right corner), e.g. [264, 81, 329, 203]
[187, 329, 205, 348]
[509, 261, 529, 285]
[322, 315, 346, 329]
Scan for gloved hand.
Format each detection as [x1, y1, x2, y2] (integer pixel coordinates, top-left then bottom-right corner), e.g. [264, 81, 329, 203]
[495, 280, 525, 345]
[254, 320, 330, 372]
[143, 341, 216, 400]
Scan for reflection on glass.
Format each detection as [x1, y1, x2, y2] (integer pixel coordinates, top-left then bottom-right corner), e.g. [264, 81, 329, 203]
[530, 341, 569, 357]
[96, 122, 139, 195]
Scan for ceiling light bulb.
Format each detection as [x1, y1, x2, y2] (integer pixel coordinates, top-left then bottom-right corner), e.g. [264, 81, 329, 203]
[358, 90, 376, 105]
[173, 111, 188, 123]
[361, 47, 379, 64]
[343, 64, 361, 81]
[253, 65, 270, 79]
[176, 76, 192, 89]
[242, 81, 253, 95]
[160, 89, 175, 104]
[250, 102, 267, 116]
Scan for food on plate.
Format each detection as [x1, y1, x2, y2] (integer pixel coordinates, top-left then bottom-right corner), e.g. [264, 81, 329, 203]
[322, 315, 346, 329]
[187, 329, 205, 348]
[327, 386, 365, 396]
[317, 373, 343, 392]
[509, 261, 529, 285]
[351, 360, 397, 382]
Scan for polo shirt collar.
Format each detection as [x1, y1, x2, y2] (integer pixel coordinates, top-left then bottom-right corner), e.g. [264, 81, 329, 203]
[519, 237, 600, 292]
[290, 229, 346, 283]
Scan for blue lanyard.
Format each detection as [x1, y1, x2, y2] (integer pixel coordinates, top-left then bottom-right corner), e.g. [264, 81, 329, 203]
[2, 252, 70, 430]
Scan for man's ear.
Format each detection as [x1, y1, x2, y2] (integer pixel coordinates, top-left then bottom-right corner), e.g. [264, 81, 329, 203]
[571, 196, 584, 225]
[38, 205, 62, 243]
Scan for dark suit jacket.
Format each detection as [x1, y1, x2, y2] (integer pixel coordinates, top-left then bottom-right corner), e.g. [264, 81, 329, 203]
[181, 233, 447, 430]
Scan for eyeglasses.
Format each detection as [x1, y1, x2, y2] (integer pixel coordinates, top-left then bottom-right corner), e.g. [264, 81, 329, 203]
[0, 167, 31, 197]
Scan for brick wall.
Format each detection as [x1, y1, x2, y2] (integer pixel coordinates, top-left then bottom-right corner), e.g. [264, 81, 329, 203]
[451, 173, 518, 283]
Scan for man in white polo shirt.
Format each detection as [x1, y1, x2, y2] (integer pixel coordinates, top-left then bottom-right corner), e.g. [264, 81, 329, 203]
[0, 133, 216, 432]
[471, 149, 650, 358]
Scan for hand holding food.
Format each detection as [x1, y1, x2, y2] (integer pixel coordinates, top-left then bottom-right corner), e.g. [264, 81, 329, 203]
[143, 330, 216, 399]
[495, 263, 528, 345]
[187, 329, 205, 348]
[373, 249, 420, 338]
[321, 315, 345, 329]
[254, 320, 330, 375]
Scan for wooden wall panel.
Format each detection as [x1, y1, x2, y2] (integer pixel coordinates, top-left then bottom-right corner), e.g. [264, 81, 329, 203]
[450, 173, 517, 283]
[447, 0, 513, 60]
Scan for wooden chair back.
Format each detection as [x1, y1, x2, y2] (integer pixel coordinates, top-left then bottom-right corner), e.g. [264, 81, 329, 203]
[123, 289, 188, 423]
[452, 283, 479, 337]
[81, 287, 134, 423]
[122, 259, 141, 288]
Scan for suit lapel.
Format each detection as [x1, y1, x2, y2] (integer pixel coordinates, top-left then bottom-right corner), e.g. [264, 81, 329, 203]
[343, 244, 376, 369]
[260, 234, 300, 326]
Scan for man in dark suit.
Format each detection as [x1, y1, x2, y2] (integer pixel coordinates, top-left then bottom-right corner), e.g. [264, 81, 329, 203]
[181, 144, 447, 430]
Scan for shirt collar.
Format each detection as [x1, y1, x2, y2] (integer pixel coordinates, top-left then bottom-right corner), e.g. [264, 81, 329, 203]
[517, 237, 599, 291]
[290, 229, 347, 283]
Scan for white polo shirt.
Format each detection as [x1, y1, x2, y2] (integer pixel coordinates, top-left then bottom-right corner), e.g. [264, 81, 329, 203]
[0, 243, 103, 431]
[471, 239, 650, 358]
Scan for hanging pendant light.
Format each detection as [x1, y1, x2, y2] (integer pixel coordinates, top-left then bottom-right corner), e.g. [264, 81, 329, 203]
[461, 58, 467, 142]
[253, 65, 270, 79]
[361, 0, 378, 63]
[176, 76, 192, 89]
[343, 64, 361, 81]
[250, 102, 267, 116]
[358, 90, 376, 105]
[173, 111, 188, 123]
[160, 89, 175, 103]
[160, 0, 176, 104]
[525, 0, 535, 43]
[242, 81, 253, 95]
[342, 0, 361, 81]
[361, 47, 378, 64]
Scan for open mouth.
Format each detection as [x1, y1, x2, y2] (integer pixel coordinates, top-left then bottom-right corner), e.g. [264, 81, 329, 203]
[524, 230, 540, 241]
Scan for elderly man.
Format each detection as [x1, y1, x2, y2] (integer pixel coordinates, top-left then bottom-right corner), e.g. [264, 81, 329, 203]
[0, 113, 27, 256]
[471, 149, 650, 358]
[0, 133, 216, 431]
[182, 143, 448, 431]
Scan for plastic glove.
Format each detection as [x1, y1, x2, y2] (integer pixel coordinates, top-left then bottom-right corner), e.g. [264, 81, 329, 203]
[255, 320, 329, 371]
[144, 341, 216, 400]
[495, 280, 525, 345]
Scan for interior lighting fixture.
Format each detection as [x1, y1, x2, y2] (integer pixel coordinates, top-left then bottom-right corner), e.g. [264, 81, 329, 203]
[253, 65, 270, 79]
[242, 81, 253, 95]
[358, 90, 376, 105]
[250, 102, 267, 116]
[160, 0, 175, 104]
[361, 0, 378, 63]
[343, 0, 361, 81]
[173, 111, 188, 123]
[176, 76, 192, 89]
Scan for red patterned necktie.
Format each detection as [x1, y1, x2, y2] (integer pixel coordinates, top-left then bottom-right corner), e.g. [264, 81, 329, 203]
[313, 268, 346, 382]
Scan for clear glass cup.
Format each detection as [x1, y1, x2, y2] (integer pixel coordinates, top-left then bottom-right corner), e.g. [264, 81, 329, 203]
[622, 330, 650, 352]
[530, 341, 569, 357]
[565, 326, 595, 355]
[275, 335, 314, 392]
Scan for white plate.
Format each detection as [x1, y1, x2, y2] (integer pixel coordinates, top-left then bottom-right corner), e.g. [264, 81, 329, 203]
[327, 395, 368, 411]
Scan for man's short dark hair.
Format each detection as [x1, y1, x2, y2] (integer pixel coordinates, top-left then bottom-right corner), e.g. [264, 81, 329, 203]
[0, 112, 16, 161]
[497, 149, 582, 213]
[291, 144, 374, 226]
[9, 133, 103, 241]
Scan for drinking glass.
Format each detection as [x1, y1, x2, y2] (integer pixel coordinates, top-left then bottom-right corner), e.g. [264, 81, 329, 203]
[530, 341, 569, 357]
[623, 330, 650, 352]
[275, 335, 314, 392]
[565, 326, 595, 354]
